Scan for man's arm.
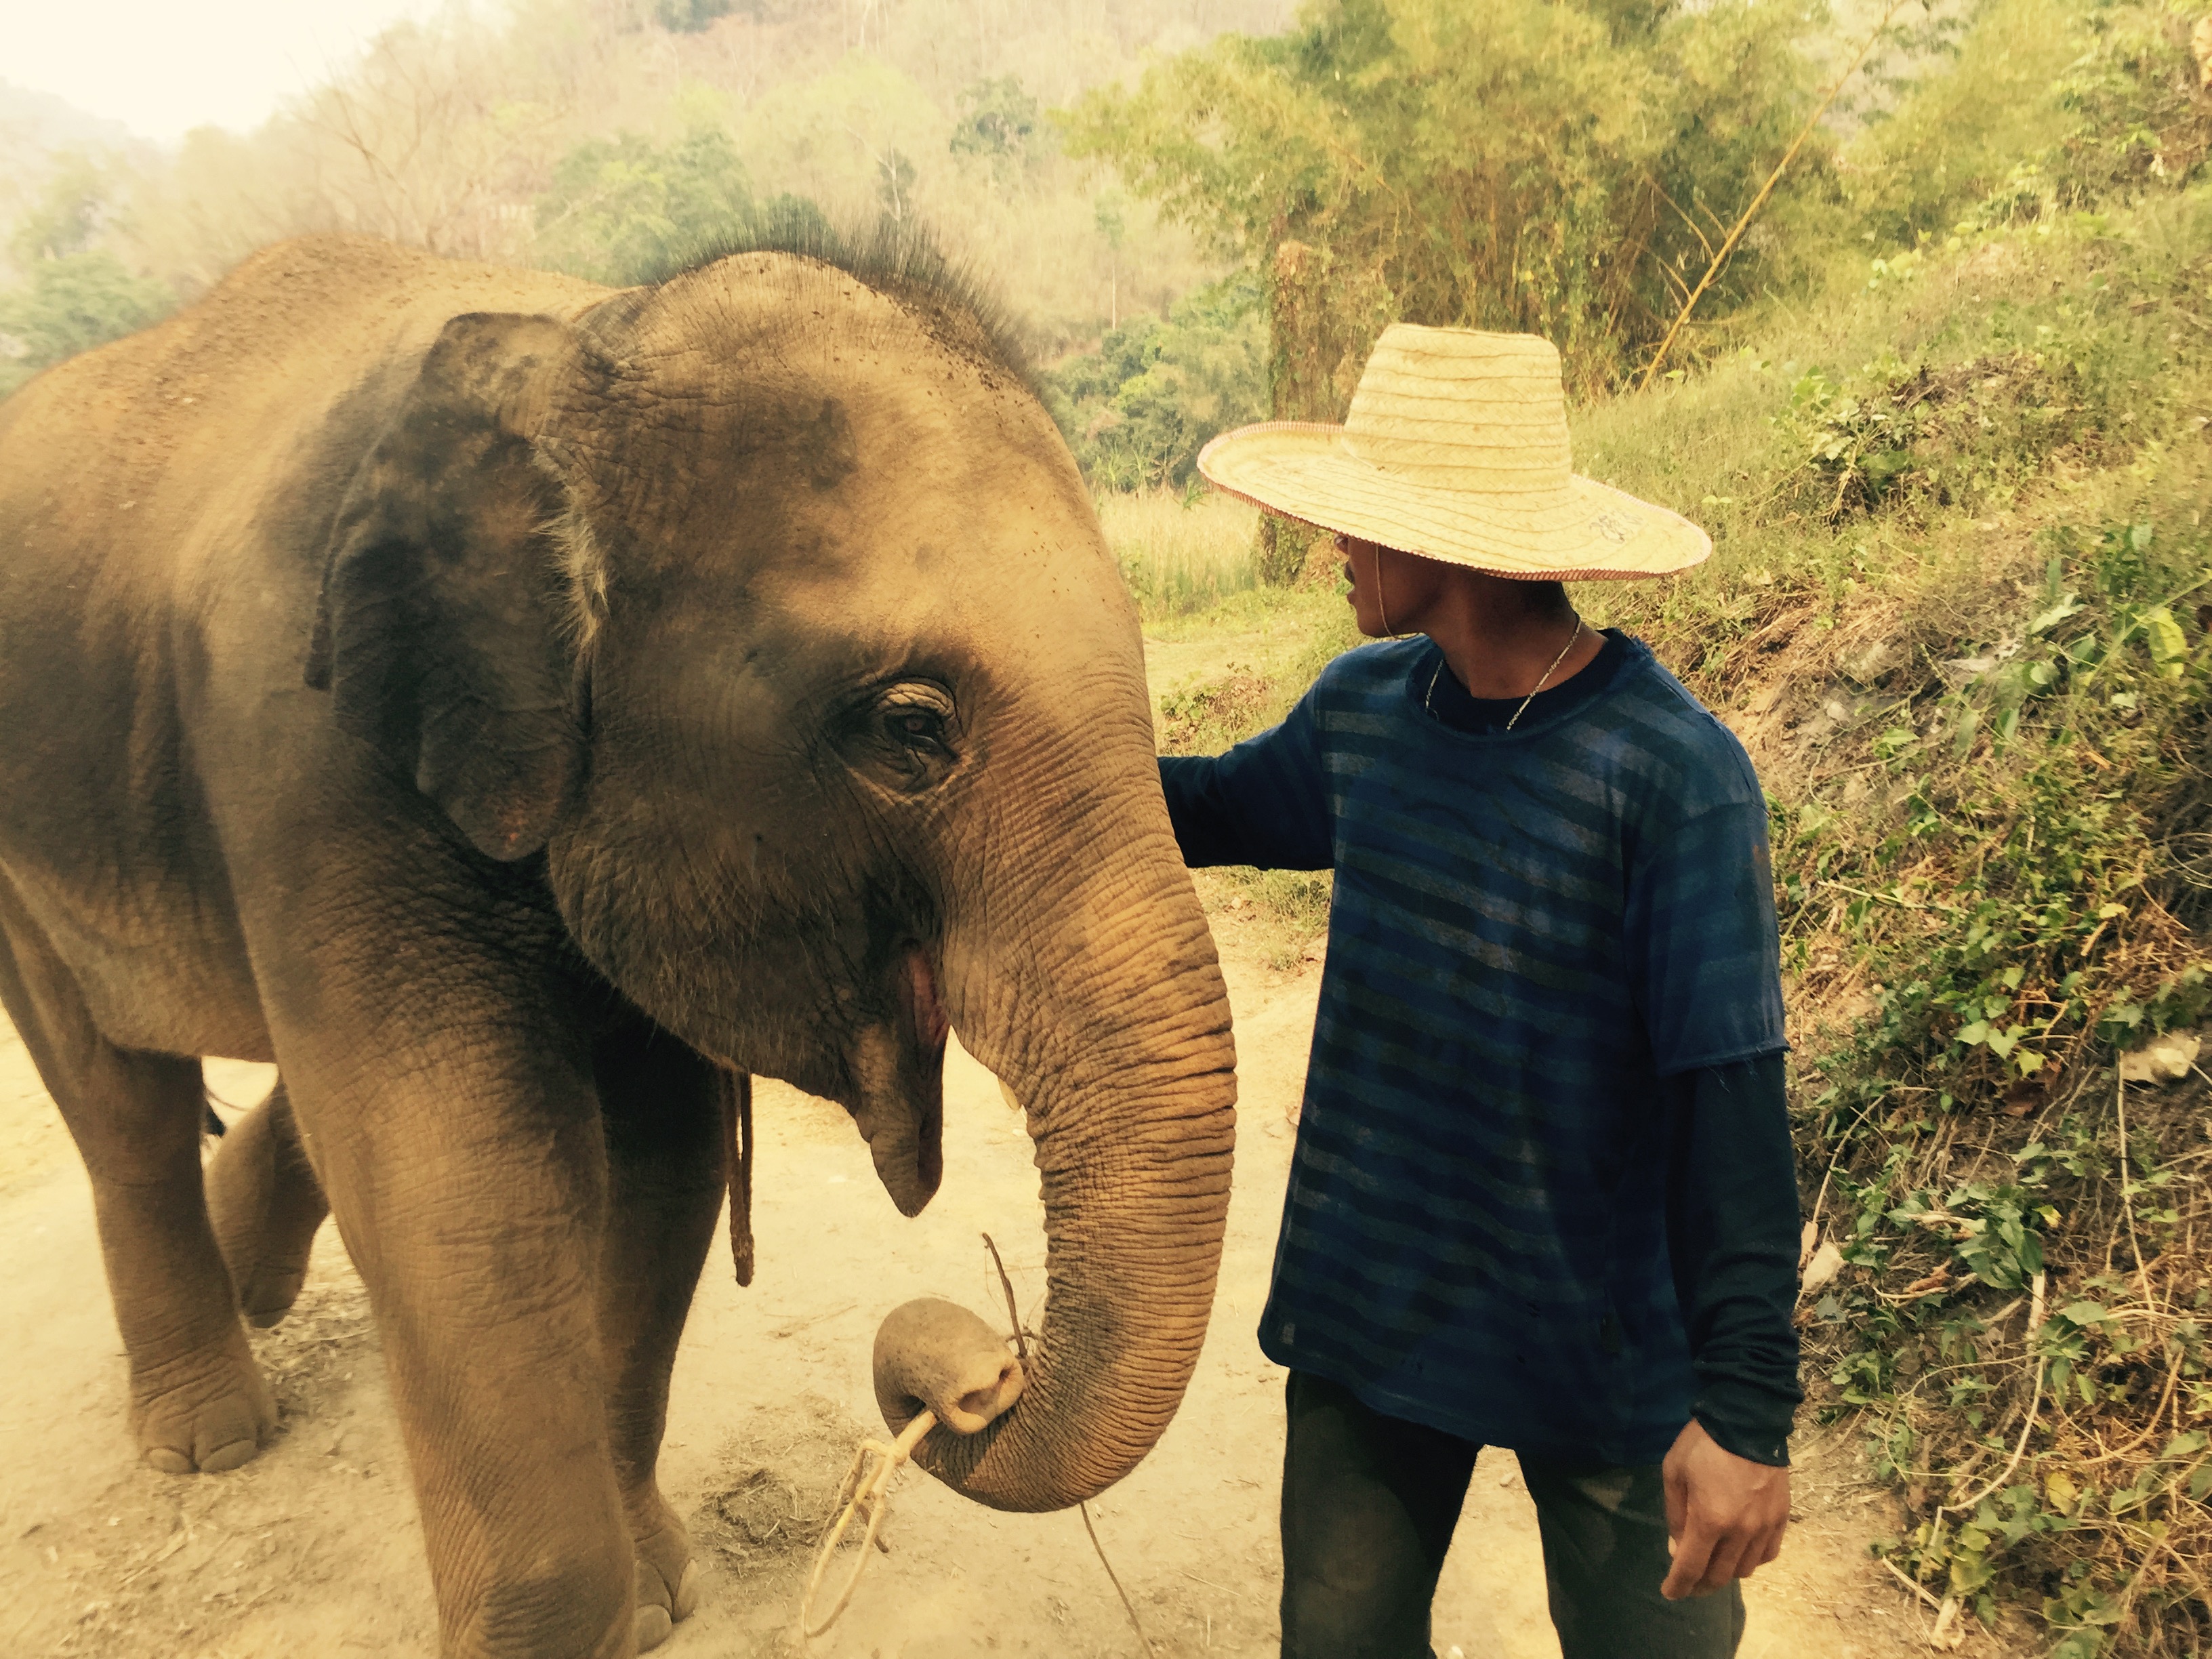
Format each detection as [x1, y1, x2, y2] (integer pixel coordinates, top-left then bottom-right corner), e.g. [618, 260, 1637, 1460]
[1157, 691, 1333, 871]
[1623, 792, 1799, 1597]
[1669, 1054, 1802, 1467]
[1657, 1053, 1801, 1598]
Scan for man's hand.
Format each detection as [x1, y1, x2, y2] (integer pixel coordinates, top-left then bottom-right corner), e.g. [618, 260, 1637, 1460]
[1660, 1418, 1790, 1599]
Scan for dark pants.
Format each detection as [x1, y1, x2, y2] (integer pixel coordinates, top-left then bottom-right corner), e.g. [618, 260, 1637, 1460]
[1279, 1372, 1746, 1659]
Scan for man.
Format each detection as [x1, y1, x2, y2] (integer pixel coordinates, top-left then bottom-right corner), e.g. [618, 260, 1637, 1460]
[1164, 325, 1802, 1658]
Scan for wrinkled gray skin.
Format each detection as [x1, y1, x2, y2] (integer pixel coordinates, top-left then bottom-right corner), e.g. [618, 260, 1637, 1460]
[0, 234, 1236, 1659]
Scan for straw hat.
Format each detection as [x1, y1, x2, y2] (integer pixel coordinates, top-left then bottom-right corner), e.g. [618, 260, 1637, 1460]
[1197, 325, 1710, 581]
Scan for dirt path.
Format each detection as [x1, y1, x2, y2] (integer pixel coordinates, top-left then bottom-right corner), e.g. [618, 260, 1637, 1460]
[0, 932, 1990, 1659]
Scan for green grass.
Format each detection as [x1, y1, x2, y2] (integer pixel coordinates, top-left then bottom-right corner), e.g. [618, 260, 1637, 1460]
[1094, 487, 1263, 620]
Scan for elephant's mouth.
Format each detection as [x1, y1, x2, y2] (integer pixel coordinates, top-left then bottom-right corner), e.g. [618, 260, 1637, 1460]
[844, 943, 948, 1216]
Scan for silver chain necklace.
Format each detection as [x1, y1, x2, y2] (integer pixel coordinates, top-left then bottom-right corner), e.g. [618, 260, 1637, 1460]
[1425, 616, 1585, 732]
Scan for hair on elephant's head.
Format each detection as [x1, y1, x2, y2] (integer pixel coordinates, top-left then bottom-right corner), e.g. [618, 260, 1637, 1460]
[304, 227, 1236, 1513]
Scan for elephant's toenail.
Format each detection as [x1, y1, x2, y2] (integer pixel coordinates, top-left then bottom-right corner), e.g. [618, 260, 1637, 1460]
[634, 1605, 674, 1651]
[144, 1448, 192, 1475]
[672, 1560, 699, 1621]
[199, 1439, 258, 1473]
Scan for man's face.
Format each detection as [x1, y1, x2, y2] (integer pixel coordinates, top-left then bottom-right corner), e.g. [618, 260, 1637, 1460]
[1337, 532, 1445, 638]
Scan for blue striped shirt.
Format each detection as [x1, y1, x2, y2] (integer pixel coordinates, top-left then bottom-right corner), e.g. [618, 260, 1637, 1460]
[1161, 633, 1786, 1465]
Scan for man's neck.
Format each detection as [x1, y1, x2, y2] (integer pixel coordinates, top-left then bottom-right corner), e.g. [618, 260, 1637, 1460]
[1416, 572, 1604, 701]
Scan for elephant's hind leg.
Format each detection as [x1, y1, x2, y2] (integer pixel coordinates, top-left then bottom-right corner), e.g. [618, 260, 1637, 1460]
[207, 1082, 329, 1328]
[0, 880, 274, 1473]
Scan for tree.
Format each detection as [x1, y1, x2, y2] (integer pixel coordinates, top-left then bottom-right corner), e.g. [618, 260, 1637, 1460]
[1042, 272, 1268, 492]
[876, 149, 919, 222]
[533, 128, 758, 285]
[950, 76, 1042, 178]
[1061, 0, 1825, 396]
[655, 0, 737, 32]
[1092, 189, 1128, 329]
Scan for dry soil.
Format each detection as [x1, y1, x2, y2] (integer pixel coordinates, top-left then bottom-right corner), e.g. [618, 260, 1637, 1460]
[0, 924, 2013, 1659]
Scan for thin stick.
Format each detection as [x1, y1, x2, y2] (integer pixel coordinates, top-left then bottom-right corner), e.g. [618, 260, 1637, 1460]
[1806, 1092, 1887, 1242]
[1882, 1555, 1946, 1610]
[1939, 1272, 2047, 1517]
[1639, 0, 1918, 388]
[982, 1231, 1029, 1363]
[2116, 1075, 2152, 1300]
[797, 1410, 935, 1638]
[1081, 1500, 1160, 1658]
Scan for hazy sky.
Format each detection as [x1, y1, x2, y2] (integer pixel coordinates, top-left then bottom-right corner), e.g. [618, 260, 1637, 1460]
[3, 0, 448, 144]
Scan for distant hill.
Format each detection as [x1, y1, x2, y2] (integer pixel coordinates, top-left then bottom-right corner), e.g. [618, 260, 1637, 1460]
[0, 79, 131, 154]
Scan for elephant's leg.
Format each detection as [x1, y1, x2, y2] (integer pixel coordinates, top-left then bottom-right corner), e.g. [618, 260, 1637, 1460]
[206, 1081, 330, 1328]
[276, 1006, 634, 1659]
[0, 879, 274, 1472]
[592, 1024, 726, 1654]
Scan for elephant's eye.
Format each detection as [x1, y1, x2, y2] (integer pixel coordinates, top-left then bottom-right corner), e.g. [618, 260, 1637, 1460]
[886, 705, 947, 753]
[853, 680, 959, 791]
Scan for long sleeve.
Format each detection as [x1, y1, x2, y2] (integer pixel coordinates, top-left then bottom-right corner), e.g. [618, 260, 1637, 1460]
[1665, 1053, 1803, 1467]
[1157, 689, 1333, 871]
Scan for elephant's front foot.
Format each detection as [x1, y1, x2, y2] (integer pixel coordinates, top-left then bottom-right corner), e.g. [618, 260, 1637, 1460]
[131, 1338, 276, 1473]
[205, 1083, 329, 1329]
[629, 1499, 701, 1652]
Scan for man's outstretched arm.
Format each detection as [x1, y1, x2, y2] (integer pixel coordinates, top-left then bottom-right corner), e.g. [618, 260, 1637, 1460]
[1157, 691, 1333, 871]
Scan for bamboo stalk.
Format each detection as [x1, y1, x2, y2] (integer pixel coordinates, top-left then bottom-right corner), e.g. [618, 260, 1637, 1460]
[1639, 0, 1920, 389]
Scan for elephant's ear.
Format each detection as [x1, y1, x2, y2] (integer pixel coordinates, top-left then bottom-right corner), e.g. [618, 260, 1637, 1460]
[307, 312, 586, 863]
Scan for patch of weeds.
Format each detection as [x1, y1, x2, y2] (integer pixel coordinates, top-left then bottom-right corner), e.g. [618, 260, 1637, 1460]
[1777, 350, 2106, 523]
[1776, 508, 2212, 1652]
[1194, 866, 1333, 972]
[1158, 671, 1272, 755]
[691, 1395, 866, 1569]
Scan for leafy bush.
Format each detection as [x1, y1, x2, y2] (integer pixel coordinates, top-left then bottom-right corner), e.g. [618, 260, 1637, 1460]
[1845, 0, 2212, 247]
[0, 252, 173, 395]
[1042, 272, 1266, 491]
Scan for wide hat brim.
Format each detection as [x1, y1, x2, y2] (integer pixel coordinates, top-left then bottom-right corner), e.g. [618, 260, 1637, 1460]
[1197, 422, 1711, 581]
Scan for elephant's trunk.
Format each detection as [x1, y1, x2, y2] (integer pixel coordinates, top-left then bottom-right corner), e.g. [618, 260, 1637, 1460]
[920, 772, 1236, 1511]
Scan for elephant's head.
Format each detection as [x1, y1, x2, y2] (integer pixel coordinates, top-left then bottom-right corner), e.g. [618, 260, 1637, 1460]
[306, 238, 1237, 1511]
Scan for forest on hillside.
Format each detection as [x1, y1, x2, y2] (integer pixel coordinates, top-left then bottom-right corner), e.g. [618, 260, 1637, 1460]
[0, 0, 1288, 402]
[3, 0, 2204, 497]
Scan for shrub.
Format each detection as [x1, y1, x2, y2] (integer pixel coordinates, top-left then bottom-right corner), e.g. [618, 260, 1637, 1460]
[0, 158, 173, 397]
[532, 128, 826, 287]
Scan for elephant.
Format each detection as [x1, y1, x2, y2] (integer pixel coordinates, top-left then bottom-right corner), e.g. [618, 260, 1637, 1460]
[0, 230, 1237, 1658]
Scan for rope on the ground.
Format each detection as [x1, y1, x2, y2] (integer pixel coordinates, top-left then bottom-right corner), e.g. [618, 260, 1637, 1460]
[798, 1237, 1161, 1654]
[796, 1408, 936, 1639]
[1081, 1499, 1162, 1658]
